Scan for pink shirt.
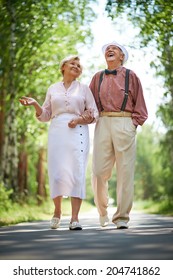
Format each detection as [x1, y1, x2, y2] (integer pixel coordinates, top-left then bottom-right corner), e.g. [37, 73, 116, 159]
[37, 80, 99, 122]
[89, 66, 148, 126]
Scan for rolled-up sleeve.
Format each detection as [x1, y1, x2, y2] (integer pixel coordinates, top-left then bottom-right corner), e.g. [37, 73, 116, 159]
[36, 87, 52, 122]
[131, 74, 148, 126]
[84, 85, 99, 122]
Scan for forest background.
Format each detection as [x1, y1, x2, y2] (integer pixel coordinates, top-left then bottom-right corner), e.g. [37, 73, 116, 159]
[0, 0, 173, 226]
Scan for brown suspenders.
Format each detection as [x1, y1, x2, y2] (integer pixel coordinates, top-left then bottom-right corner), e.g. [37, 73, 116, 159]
[98, 69, 130, 112]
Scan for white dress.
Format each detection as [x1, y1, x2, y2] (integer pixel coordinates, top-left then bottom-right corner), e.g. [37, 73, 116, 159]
[37, 80, 98, 199]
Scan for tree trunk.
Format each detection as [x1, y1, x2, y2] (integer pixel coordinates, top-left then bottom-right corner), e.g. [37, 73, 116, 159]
[18, 135, 28, 196]
[37, 147, 46, 205]
[2, 0, 18, 194]
[0, 87, 5, 162]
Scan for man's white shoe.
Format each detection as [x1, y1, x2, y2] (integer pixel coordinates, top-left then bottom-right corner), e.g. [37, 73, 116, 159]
[99, 215, 109, 227]
[116, 220, 128, 229]
[50, 217, 61, 229]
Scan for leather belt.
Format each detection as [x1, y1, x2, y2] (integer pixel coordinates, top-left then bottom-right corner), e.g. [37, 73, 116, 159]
[99, 111, 132, 117]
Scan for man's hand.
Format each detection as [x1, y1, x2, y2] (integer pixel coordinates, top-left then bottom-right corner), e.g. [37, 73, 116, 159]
[81, 109, 94, 123]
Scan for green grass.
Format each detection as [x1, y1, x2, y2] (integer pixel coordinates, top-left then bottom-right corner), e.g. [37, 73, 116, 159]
[133, 199, 173, 216]
[1, 197, 173, 227]
[0, 198, 93, 227]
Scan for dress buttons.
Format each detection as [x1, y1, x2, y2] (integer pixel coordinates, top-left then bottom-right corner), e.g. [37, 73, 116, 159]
[80, 126, 83, 152]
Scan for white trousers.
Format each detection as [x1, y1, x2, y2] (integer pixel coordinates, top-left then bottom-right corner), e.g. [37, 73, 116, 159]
[92, 116, 136, 223]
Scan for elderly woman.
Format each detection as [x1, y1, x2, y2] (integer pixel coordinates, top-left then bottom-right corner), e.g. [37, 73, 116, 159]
[19, 55, 98, 230]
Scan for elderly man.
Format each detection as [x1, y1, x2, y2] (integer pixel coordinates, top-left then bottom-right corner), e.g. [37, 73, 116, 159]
[89, 41, 148, 229]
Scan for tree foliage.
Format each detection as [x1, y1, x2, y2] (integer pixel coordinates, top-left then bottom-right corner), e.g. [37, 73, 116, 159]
[135, 125, 163, 201]
[105, 0, 173, 200]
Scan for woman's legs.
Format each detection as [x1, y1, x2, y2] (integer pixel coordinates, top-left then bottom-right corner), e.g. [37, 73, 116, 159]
[53, 196, 82, 221]
[53, 196, 62, 218]
[50, 196, 62, 229]
[51, 196, 82, 229]
[70, 197, 82, 222]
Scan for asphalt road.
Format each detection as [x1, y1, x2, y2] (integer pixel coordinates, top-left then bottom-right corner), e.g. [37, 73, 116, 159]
[0, 207, 173, 260]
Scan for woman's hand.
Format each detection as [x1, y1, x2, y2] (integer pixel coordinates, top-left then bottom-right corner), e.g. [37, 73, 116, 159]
[68, 118, 78, 128]
[19, 96, 37, 106]
[19, 96, 43, 116]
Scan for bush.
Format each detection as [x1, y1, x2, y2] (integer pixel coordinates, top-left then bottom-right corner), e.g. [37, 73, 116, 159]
[0, 182, 13, 212]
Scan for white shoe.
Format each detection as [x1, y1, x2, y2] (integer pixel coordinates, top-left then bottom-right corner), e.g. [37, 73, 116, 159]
[116, 220, 128, 229]
[99, 215, 109, 227]
[69, 221, 82, 230]
[50, 217, 60, 229]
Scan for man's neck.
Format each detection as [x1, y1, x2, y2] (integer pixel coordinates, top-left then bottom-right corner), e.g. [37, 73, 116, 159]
[107, 62, 122, 70]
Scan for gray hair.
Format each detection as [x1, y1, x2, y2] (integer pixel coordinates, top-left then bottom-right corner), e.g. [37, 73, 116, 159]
[60, 55, 82, 75]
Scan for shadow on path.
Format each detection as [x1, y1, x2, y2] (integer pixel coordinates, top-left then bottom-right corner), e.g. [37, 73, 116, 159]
[0, 209, 173, 260]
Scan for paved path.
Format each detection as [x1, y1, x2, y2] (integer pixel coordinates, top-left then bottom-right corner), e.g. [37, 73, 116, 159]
[0, 208, 173, 260]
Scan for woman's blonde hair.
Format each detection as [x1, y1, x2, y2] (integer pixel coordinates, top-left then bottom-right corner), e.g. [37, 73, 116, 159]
[60, 55, 83, 75]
